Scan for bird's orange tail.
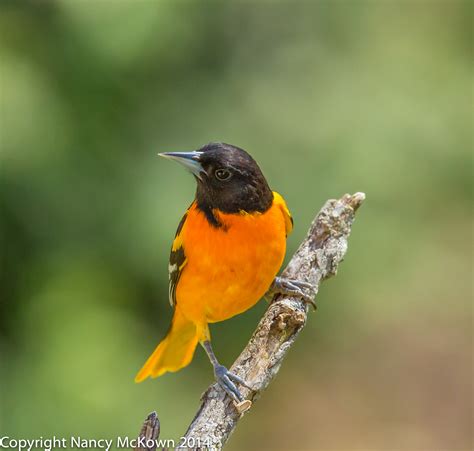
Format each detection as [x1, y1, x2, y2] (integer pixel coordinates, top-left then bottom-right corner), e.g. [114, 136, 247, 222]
[135, 307, 200, 383]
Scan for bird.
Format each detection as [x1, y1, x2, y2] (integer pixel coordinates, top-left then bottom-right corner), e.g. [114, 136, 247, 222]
[135, 142, 314, 404]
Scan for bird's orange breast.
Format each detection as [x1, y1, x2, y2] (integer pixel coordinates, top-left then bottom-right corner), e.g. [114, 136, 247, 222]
[175, 192, 290, 325]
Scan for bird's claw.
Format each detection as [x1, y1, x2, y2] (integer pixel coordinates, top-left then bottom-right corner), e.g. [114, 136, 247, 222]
[214, 364, 251, 404]
[268, 276, 316, 309]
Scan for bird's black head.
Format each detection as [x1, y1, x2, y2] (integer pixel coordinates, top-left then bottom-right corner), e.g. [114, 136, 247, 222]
[160, 143, 273, 222]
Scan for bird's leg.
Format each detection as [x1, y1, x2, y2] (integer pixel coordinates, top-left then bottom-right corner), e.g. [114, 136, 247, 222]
[201, 340, 252, 404]
[266, 276, 316, 309]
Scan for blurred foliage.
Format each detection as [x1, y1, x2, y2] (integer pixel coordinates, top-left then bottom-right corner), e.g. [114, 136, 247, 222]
[0, 1, 472, 449]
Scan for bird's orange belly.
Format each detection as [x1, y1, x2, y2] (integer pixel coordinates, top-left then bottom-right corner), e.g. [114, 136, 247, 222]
[176, 206, 287, 324]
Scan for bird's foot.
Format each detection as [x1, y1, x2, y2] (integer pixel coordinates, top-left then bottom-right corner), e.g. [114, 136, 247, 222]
[214, 364, 252, 412]
[268, 276, 316, 309]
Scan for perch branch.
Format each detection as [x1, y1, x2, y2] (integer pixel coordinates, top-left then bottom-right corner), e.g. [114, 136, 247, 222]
[182, 192, 365, 448]
[136, 192, 365, 449]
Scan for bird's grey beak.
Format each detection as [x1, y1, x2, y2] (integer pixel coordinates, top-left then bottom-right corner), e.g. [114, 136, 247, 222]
[158, 151, 205, 180]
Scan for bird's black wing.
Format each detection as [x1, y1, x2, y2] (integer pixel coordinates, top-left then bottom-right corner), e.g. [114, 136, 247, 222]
[168, 211, 188, 307]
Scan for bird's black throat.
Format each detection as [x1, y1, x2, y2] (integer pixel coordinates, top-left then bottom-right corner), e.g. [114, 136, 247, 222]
[195, 178, 274, 228]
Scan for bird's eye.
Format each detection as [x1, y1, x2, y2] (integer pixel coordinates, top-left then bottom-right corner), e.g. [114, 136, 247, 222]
[215, 168, 232, 181]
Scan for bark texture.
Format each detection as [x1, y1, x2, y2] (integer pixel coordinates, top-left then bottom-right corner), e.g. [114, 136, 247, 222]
[134, 411, 160, 451]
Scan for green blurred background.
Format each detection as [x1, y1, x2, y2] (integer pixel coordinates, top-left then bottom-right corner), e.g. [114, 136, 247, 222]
[1, 1, 471, 449]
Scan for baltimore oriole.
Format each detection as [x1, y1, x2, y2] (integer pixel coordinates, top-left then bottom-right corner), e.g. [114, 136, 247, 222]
[135, 142, 313, 404]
